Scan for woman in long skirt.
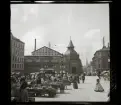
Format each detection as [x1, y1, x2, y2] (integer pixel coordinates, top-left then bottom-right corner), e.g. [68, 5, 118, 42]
[60, 82, 64, 93]
[94, 79, 104, 92]
[73, 76, 78, 89]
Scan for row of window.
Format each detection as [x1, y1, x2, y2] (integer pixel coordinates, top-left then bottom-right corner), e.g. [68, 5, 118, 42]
[33, 53, 58, 56]
[12, 41, 24, 49]
[12, 56, 24, 63]
[12, 63, 24, 69]
[12, 48, 24, 56]
[96, 52, 110, 57]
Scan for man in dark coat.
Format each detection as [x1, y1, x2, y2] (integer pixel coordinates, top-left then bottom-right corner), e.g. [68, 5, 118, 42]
[77, 75, 80, 84]
[82, 74, 85, 83]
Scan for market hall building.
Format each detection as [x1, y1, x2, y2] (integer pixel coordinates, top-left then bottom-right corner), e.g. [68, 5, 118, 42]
[24, 39, 83, 74]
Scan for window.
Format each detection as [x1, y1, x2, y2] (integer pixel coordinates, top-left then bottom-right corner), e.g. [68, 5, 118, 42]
[15, 57, 16, 62]
[17, 64, 19, 68]
[17, 57, 19, 62]
[20, 64, 21, 68]
[12, 64, 14, 68]
[13, 56, 14, 61]
[15, 64, 16, 68]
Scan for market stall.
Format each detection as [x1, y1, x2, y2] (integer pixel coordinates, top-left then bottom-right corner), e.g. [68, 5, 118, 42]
[27, 86, 56, 97]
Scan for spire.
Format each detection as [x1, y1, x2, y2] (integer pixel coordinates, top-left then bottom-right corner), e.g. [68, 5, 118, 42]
[67, 37, 74, 48]
[34, 39, 36, 51]
[86, 58, 88, 66]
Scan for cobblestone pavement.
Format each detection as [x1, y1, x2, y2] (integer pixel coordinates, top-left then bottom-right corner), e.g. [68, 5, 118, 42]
[35, 76, 110, 102]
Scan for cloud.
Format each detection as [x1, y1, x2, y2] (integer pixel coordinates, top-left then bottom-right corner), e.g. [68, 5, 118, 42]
[21, 26, 46, 55]
[11, 4, 109, 65]
[84, 29, 100, 38]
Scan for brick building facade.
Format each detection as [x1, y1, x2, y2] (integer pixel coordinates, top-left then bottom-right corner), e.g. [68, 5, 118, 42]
[92, 42, 110, 73]
[11, 32, 25, 72]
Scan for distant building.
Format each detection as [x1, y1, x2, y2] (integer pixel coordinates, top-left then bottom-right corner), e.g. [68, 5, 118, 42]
[92, 37, 110, 73]
[11, 32, 25, 72]
[24, 46, 63, 73]
[24, 38, 83, 74]
[83, 59, 93, 75]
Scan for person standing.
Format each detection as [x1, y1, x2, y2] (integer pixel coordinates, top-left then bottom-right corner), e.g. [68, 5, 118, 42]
[60, 80, 64, 93]
[76, 74, 80, 84]
[72, 76, 78, 89]
[94, 79, 104, 92]
[82, 74, 85, 83]
[18, 78, 29, 102]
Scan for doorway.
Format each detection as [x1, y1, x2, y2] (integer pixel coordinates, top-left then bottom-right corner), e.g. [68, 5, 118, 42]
[72, 67, 76, 74]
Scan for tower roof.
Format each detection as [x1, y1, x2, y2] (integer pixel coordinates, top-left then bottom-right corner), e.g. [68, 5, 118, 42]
[65, 38, 78, 56]
[67, 40, 74, 48]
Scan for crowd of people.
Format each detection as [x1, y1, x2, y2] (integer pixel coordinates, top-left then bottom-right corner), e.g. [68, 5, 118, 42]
[11, 72, 86, 102]
[11, 71, 109, 102]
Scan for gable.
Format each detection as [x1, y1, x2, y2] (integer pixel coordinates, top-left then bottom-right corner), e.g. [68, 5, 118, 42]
[32, 46, 62, 56]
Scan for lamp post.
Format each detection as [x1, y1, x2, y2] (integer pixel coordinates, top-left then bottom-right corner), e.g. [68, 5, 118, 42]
[108, 58, 110, 71]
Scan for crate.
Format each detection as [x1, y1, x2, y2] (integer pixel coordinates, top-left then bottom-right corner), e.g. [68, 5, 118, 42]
[28, 97, 35, 102]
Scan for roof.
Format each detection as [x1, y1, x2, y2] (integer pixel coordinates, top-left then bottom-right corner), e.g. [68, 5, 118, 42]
[94, 46, 110, 55]
[64, 49, 78, 56]
[31, 46, 62, 55]
[64, 39, 78, 56]
[11, 32, 25, 44]
[67, 40, 74, 48]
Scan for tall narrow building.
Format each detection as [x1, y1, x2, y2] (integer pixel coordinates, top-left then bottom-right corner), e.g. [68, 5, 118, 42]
[63, 38, 83, 74]
[11, 32, 25, 72]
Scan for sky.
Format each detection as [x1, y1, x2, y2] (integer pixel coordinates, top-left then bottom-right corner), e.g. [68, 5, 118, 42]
[11, 4, 109, 66]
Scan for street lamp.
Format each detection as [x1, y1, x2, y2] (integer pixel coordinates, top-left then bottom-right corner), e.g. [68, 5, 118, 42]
[108, 58, 110, 70]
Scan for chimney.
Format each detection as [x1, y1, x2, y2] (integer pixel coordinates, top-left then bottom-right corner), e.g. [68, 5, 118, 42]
[34, 39, 36, 51]
[103, 37, 105, 48]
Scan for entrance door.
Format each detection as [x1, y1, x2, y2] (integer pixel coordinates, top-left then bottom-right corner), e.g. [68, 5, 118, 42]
[72, 67, 76, 74]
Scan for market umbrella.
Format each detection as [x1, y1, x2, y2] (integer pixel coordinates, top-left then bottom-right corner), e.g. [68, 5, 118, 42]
[101, 71, 109, 75]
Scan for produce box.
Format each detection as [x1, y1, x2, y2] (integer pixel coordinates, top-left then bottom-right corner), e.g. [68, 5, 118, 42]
[27, 87, 56, 98]
[28, 97, 35, 102]
[63, 80, 71, 85]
